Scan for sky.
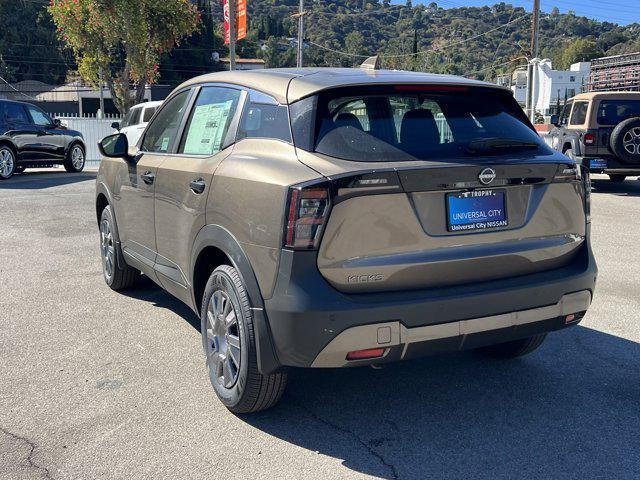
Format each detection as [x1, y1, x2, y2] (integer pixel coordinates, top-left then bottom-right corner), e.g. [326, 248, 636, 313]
[396, 0, 640, 25]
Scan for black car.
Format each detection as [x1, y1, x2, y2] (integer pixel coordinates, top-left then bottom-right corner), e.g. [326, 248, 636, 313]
[0, 99, 86, 180]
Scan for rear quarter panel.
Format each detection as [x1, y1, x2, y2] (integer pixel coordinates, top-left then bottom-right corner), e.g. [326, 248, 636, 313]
[206, 139, 319, 299]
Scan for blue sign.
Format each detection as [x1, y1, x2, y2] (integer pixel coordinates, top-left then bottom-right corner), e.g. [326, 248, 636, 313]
[448, 190, 507, 232]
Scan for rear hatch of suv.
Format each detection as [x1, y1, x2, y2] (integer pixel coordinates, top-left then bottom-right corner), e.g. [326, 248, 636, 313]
[287, 84, 589, 294]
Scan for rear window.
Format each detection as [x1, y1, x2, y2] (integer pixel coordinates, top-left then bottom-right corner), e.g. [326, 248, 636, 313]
[597, 100, 640, 125]
[293, 86, 547, 162]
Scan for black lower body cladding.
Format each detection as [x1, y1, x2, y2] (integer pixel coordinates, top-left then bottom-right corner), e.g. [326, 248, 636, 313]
[262, 240, 597, 369]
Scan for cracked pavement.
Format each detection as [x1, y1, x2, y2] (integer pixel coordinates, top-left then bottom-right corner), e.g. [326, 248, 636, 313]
[0, 170, 639, 479]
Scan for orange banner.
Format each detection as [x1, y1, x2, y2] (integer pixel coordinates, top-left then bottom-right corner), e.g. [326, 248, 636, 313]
[223, 0, 246, 45]
[237, 0, 247, 41]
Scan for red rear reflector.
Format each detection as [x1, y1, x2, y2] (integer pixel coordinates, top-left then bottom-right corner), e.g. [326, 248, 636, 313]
[584, 133, 596, 145]
[565, 314, 576, 323]
[346, 348, 386, 361]
[394, 85, 469, 92]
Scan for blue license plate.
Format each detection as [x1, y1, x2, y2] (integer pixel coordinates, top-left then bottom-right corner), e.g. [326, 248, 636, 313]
[447, 190, 508, 232]
[590, 158, 607, 169]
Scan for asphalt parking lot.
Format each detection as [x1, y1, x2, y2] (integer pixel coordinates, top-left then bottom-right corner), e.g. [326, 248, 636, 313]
[1, 170, 639, 480]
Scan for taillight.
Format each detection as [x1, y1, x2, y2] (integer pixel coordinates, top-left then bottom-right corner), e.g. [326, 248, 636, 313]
[554, 163, 581, 182]
[284, 185, 331, 250]
[584, 133, 596, 145]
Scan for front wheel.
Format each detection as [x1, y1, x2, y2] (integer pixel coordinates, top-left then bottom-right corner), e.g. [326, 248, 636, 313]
[99, 205, 139, 290]
[475, 334, 547, 359]
[0, 146, 16, 180]
[201, 265, 287, 413]
[608, 174, 626, 183]
[64, 144, 85, 172]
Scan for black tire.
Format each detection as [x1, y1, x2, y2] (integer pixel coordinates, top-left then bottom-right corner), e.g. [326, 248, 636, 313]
[476, 333, 547, 359]
[201, 265, 287, 413]
[608, 174, 626, 183]
[0, 144, 17, 180]
[610, 117, 640, 164]
[99, 205, 139, 290]
[64, 143, 86, 172]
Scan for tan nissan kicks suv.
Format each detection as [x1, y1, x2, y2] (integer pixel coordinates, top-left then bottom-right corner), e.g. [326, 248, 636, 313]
[96, 68, 597, 413]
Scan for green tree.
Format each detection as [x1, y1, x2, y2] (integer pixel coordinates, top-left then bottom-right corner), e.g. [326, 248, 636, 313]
[49, 0, 200, 114]
[559, 38, 603, 69]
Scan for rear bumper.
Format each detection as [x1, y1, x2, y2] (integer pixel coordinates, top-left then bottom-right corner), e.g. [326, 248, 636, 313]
[263, 241, 597, 369]
[578, 155, 640, 174]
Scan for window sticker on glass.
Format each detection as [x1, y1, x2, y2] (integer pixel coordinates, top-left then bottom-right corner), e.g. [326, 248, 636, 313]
[161, 137, 170, 152]
[183, 101, 233, 155]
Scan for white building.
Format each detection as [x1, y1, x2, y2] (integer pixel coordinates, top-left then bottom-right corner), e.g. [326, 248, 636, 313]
[505, 60, 591, 115]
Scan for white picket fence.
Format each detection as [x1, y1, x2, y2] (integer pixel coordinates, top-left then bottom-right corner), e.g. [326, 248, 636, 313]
[51, 114, 121, 164]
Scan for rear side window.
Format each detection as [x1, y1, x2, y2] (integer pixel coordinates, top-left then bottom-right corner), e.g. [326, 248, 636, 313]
[143, 106, 157, 123]
[4, 103, 30, 124]
[569, 102, 589, 126]
[179, 87, 241, 156]
[300, 86, 545, 162]
[597, 100, 640, 125]
[238, 102, 291, 143]
[141, 90, 190, 153]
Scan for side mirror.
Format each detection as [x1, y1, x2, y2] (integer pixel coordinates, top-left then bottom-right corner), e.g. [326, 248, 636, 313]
[99, 133, 131, 160]
[550, 114, 560, 127]
[53, 118, 62, 127]
[111, 121, 120, 131]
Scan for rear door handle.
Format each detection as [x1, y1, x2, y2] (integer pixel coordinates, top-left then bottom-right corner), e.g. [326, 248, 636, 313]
[141, 171, 155, 185]
[190, 178, 206, 194]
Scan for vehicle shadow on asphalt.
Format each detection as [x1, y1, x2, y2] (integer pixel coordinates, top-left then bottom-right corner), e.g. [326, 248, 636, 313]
[0, 171, 97, 190]
[591, 178, 640, 197]
[120, 275, 201, 331]
[243, 326, 640, 479]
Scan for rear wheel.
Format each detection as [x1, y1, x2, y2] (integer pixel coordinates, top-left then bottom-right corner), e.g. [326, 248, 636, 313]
[64, 143, 85, 172]
[201, 265, 287, 413]
[476, 334, 547, 359]
[99, 205, 139, 290]
[0, 146, 16, 180]
[608, 174, 626, 183]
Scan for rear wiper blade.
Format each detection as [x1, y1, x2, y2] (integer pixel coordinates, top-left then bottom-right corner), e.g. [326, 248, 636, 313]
[466, 138, 540, 153]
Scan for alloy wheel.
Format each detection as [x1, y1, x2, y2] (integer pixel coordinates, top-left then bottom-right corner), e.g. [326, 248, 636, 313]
[0, 148, 15, 179]
[205, 290, 241, 389]
[71, 146, 85, 170]
[100, 218, 115, 281]
[622, 127, 640, 156]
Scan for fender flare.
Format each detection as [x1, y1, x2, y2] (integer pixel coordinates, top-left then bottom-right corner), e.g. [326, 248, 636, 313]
[563, 135, 582, 157]
[190, 225, 281, 375]
[65, 137, 87, 157]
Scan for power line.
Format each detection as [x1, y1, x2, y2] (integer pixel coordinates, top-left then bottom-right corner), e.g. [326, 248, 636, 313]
[0, 75, 38, 100]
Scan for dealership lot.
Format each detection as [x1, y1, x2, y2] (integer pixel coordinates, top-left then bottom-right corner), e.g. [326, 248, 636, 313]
[1, 171, 639, 480]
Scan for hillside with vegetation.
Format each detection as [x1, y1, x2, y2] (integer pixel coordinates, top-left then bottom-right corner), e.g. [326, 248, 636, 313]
[2, 0, 640, 88]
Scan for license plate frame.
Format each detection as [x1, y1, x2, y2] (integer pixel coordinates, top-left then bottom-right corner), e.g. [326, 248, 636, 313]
[446, 189, 508, 232]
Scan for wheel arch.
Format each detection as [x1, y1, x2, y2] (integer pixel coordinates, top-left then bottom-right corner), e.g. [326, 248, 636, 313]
[0, 139, 17, 156]
[191, 225, 281, 374]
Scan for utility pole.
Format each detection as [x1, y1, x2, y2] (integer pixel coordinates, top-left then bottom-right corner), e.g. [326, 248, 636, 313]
[229, 0, 237, 70]
[98, 67, 105, 119]
[296, 0, 304, 68]
[525, 0, 540, 123]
